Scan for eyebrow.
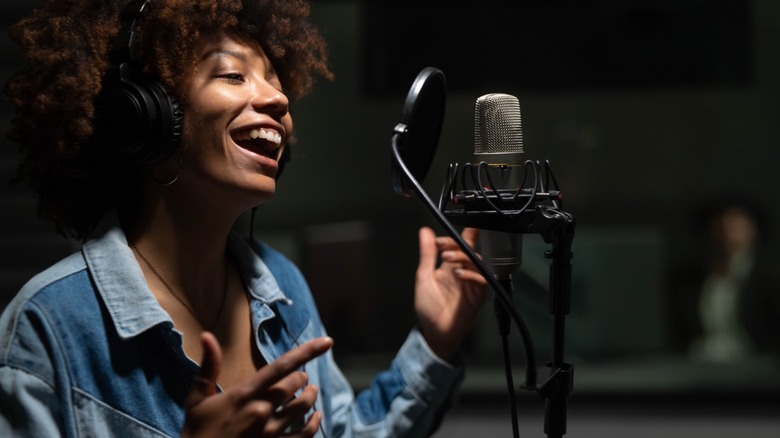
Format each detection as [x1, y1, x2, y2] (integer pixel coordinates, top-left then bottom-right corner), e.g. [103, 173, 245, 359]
[198, 46, 279, 78]
[201, 48, 247, 62]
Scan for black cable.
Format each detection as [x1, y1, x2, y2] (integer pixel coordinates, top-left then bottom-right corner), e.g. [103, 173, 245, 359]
[391, 131, 537, 389]
[494, 279, 520, 438]
[466, 160, 539, 216]
[501, 329, 519, 438]
[476, 161, 504, 214]
[543, 160, 562, 210]
[438, 163, 459, 211]
[513, 161, 539, 214]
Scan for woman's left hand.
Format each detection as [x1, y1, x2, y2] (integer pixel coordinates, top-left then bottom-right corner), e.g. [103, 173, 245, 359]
[414, 227, 488, 362]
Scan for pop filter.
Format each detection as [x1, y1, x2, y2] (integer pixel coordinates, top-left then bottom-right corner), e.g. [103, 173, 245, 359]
[391, 67, 447, 197]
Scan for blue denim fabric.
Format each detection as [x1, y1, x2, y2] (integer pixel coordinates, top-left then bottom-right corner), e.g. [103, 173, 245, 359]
[0, 216, 462, 437]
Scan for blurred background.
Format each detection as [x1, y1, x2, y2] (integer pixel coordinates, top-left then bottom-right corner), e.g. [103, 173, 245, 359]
[2, 0, 779, 436]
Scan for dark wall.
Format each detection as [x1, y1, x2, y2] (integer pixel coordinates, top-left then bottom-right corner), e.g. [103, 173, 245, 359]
[2, 0, 779, 409]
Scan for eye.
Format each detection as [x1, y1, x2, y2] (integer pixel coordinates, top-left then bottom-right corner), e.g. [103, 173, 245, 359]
[215, 73, 246, 84]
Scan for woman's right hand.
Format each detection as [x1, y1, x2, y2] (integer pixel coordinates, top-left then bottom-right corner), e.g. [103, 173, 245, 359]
[182, 333, 333, 437]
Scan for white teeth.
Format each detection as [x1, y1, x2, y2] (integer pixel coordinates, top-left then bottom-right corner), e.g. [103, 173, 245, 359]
[237, 128, 282, 146]
[252, 128, 282, 145]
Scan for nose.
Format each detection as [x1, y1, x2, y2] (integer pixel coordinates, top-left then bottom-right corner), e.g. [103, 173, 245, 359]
[250, 81, 289, 118]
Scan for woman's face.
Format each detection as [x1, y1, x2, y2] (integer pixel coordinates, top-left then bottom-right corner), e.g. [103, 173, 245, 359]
[711, 206, 758, 254]
[177, 32, 293, 210]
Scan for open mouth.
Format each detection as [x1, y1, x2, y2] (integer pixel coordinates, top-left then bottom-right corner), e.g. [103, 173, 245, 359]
[232, 127, 283, 160]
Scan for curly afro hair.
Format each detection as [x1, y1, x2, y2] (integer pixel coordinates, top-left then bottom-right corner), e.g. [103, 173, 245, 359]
[5, 0, 333, 240]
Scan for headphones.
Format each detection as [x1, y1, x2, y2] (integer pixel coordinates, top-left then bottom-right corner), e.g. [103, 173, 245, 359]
[94, 0, 182, 166]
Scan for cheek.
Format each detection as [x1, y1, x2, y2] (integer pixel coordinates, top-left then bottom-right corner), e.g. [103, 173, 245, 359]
[180, 105, 229, 151]
[283, 114, 294, 141]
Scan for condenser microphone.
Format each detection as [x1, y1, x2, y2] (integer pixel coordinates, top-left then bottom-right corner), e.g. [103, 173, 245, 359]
[474, 93, 524, 280]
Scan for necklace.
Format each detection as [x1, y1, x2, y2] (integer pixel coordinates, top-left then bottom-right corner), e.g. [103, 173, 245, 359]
[130, 242, 228, 332]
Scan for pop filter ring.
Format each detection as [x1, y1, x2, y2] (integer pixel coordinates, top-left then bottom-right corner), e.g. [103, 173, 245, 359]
[391, 67, 446, 197]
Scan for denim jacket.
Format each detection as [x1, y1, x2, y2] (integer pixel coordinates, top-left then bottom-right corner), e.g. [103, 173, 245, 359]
[0, 217, 462, 437]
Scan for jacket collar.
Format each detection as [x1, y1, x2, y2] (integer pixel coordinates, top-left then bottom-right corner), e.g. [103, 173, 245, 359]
[82, 213, 290, 339]
[82, 213, 170, 339]
[228, 230, 292, 306]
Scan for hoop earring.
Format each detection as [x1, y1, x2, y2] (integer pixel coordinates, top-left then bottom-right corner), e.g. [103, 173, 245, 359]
[149, 150, 183, 186]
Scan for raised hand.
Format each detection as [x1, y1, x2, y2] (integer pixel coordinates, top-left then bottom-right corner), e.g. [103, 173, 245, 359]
[182, 333, 333, 437]
[414, 227, 488, 362]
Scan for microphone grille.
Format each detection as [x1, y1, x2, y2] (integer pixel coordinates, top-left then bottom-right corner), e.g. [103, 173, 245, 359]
[474, 93, 523, 155]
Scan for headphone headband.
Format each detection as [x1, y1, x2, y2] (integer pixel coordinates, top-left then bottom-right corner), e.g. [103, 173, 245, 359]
[94, 0, 182, 166]
[111, 0, 147, 65]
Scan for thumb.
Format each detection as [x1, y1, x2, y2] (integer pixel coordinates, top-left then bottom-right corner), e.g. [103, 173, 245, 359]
[417, 227, 438, 274]
[185, 331, 222, 408]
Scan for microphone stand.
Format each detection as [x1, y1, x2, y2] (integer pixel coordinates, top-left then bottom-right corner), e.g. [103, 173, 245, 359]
[529, 207, 575, 438]
[392, 127, 576, 437]
[449, 202, 576, 438]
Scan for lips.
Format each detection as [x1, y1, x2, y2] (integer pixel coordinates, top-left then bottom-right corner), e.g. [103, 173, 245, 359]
[231, 126, 283, 159]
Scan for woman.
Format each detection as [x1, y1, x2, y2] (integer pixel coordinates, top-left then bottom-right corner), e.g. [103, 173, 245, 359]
[0, 0, 488, 436]
[667, 199, 780, 362]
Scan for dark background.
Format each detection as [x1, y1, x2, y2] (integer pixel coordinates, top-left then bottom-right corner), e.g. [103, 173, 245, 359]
[2, 1, 779, 436]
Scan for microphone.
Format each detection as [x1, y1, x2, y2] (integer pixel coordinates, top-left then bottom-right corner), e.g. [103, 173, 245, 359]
[474, 93, 524, 280]
[391, 70, 575, 437]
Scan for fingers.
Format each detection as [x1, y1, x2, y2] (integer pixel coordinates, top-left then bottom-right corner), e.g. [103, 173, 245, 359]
[254, 369, 309, 407]
[421, 226, 482, 263]
[182, 337, 331, 437]
[296, 410, 323, 437]
[244, 337, 333, 398]
[198, 332, 221, 395]
[229, 400, 275, 435]
[185, 332, 222, 408]
[432, 228, 487, 288]
[231, 385, 320, 437]
[276, 385, 320, 435]
[417, 227, 438, 275]
[434, 227, 480, 252]
[452, 266, 489, 285]
[245, 340, 329, 436]
[278, 384, 319, 420]
[460, 227, 480, 249]
[438, 229, 481, 266]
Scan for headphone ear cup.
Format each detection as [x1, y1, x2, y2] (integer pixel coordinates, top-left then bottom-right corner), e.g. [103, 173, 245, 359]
[143, 79, 183, 164]
[95, 69, 182, 166]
